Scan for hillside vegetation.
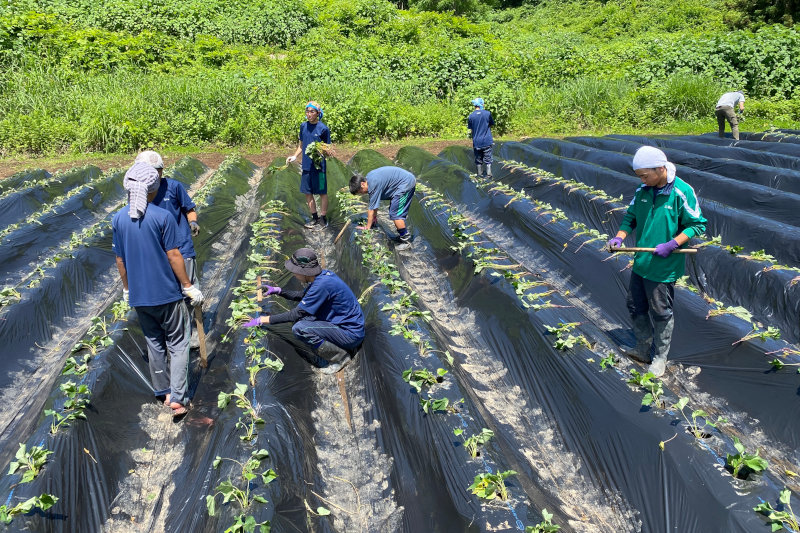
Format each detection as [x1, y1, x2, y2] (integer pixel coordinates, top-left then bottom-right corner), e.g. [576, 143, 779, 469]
[0, 0, 799, 154]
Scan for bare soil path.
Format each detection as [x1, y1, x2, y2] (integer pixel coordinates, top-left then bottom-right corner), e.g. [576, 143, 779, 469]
[0, 139, 472, 178]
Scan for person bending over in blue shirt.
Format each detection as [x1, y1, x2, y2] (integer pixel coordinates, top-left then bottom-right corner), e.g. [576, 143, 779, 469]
[349, 166, 417, 250]
[112, 163, 203, 417]
[286, 101, 333, 230]
[467, 97, 495, 178]
[243, 248, 365, 375]
[135, 150, 203, 349]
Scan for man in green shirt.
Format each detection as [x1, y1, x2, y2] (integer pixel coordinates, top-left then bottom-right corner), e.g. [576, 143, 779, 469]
[607, 146, 707, 377]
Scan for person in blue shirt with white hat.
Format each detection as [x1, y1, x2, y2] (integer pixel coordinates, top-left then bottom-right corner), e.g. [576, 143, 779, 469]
[467, 97, 495, 178]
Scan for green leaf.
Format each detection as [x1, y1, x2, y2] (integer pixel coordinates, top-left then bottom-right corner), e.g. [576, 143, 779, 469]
[213, 456, 222, 469]
[262, 469, 277, 484]
[453, 428, 463, 436]
[251, 449, 270, 461]
[317, 506, 331, 516]
[252, 495, 268, 504]
[37, 494, 57, 510]
[217, 392, 231, 409]
[675, 397, 689, 411]
[206, 495, 216, 516]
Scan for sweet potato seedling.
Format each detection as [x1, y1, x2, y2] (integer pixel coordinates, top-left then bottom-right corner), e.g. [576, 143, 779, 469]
[218, 384, 265, 441]
[672, 397, 727, 439]
[627, 370, 664, 408]
[754, 488, 799, 532]
[0, 494, 58, 524]
[45, 381, 91, 434]
[726, 437, 768, 479]
[207, 448, 275, 532]
[526, 508, 561, 532]
[454, 428, 494, 458]
[8, 443, 52, 483]
[403, 367, 447, 393]
[468, 470, 517, 501]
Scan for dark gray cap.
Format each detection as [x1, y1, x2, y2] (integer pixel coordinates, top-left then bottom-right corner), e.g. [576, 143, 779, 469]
[285, 247, 322, 276]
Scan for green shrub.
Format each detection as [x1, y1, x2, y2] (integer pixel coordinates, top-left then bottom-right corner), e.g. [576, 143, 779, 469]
[648, 73, 725, 122]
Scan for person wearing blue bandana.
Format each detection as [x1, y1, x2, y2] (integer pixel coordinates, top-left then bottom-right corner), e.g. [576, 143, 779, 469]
[467, 97, 495, 178]
[606, 146, 706, 378]
[286, 101, 333, 229]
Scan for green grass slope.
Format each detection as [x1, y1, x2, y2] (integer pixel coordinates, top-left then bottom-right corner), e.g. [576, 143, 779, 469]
[0, 0, 798, 155]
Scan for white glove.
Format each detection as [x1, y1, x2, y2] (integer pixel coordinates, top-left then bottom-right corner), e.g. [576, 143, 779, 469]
[286, 155, 297, 164]
[123, 289, 129, 304]
[182, 285, 204, 306]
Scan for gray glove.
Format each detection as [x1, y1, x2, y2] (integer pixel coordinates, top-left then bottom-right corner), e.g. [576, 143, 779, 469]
[182, 284, 204, 306]
[189, 221, 200, 237]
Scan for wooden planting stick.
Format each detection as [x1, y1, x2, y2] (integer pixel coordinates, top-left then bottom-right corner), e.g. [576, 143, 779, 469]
[610, 247, 698, 254]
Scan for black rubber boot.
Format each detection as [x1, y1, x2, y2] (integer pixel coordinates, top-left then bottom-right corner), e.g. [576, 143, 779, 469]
[649, 316, 674, 377]
[316, 341, 353, 374]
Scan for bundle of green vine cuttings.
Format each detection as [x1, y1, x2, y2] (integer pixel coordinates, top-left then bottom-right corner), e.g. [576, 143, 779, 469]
[304, 141, 331, 170]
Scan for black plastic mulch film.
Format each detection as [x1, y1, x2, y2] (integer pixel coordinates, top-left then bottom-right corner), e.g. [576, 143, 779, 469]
[0, 134, 797, 533]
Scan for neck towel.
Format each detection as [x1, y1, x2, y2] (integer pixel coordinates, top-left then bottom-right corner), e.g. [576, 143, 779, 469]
[123, 162, 161, 219]
[632, 146, 676, 183]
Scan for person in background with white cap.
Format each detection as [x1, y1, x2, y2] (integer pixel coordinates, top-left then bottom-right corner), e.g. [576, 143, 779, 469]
[242, 247, 365, 375]
[113, 162, 203, 417]
[286, 101, 333, 230]
[467, 97, 495, 178]
[135, 150, 203, 349]
[606, 146, 706, 377]
[715, 91, 745, 140]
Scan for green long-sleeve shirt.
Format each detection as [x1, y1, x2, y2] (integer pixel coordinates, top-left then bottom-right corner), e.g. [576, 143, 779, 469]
[619, 176, 707, 283]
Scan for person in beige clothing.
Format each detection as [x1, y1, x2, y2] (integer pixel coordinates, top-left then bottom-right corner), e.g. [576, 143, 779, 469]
[715, 91, 745, 140]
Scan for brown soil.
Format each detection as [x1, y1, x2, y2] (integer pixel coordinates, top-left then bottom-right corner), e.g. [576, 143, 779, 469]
[0, 139, 472, 178]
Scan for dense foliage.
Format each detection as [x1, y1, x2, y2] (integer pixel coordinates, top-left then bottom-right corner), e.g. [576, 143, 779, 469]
[0, 0, 798, 154]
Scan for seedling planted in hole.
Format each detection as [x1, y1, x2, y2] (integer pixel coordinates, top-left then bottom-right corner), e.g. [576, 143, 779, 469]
[726, 437, 768, 479]
[403, 367, 447, 393]
[599, 353, 617, 369]
[454, 427, 494, 458]
[207, 448, 275, 531]
[111, 299, 130, 321]
[672, 398, 727, 439]
[754, 488, 799, 532]
[45, 381, 91, 434]
[71, 316, 114, 356]
[627, 370, 664, 408]
[218, 384, 264, 441]
[8, 443, 53, 483]
[62, 354, 91, 376]
[526, 508, 561, 532]
[0, 494, 58, 524]
[468, 470, 517, 501]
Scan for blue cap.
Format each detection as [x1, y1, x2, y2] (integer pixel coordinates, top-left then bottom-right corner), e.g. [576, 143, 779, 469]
[471, 98, 484, 109]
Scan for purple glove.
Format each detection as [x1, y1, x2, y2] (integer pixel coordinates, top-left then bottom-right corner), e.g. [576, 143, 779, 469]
[259, 284, 281, 296]
[653, 239, 680, 258]
[242, 317, 262, 328]
[606, 237, 624, 251]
